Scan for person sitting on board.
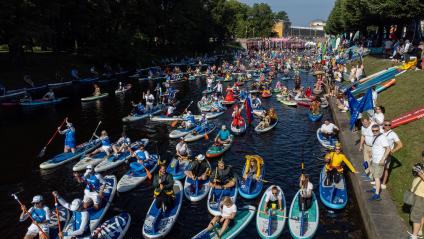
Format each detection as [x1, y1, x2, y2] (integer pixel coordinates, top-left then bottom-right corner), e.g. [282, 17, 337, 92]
[299, 174, 313, 211]
[143, 90, 155, 112]
[153, 165, 175, 211]
[209, 159, 236, 195]
[182, 111, 196, 129]
[324, 144, 357, 186]
[93, 84, 101, 96]
[257, 109, 273, 129]
[176, 137, 191, 161]
[131, 100, 146, 115]
[224, 86, 235, 103]
[263, 186, 283, 214]
[215, 125, 231, 145]
[205, 196, 237, 237]
[70, 68, 79, 80]
[310, 100, 321, 115]
[42, 88, 56, 101]
[192, 113, 208, 135]
[185, 154, 210, 181]
[112, 132, 131, 156]
[200, 94, 209, 105]
[88, 130, 112, 157]
[251, 94, 262, 110]
[58, 119, 76, 153]
[53, 191, 90, 238]
[320, 119, 339, 143]
[90, 66, 99, 76]
[211, 93, 224, 112]
[19, 195, 50, 239]
[166, 103, 176, 117]
[132, 143, 153, 165]
[231, 104, 244, 128]
[74, 165, 106, 210]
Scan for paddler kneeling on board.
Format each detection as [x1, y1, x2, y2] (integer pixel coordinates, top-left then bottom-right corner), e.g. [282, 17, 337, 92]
[263, 186, 283, 214]
[74, 165, 106, 210]
[131, 100, 146, 115]
[182, 111, 196, 129]
[205, 196, 237, 237]
[112, 132, 131, 157]
[324, 144, 357, 186]
[176, 137, 191, 161]
[192, 114, 209, 135]
[19, 195, 50, 239]
[58, 119, 76, 153]
[53, 191, 90, 238]
[299, 174, 313, 211]
[88, 130, 112, 157]
[214, 125, 231, 145]
[209, 159, 236, 195]
[185, 154, 210, 180]
[153, 165, 175, 211]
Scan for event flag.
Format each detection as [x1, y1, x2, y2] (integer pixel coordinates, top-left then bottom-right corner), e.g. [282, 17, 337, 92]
[244, 94, 254, 125]
[346, 89, 374, 130]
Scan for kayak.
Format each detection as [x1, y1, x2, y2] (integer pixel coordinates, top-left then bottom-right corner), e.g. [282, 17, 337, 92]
[81, 93, 109, 102]
[142, 180, 183, 239]
[122, 104, 165, 122]
[48, 206, 70, 239]
[116, 154, 158, 193]
[307, 112, 323, 122]
[183, 160, 211, 202]
[200, 111, 225, 120]
[319, 167, 348, 210]
[207, 181, 238, 216]
[231, 118, 247, 136]
[351, 68, 398, 95]
[288, 190, 319, 239]
[91, 212, 131, 239]
[75, 77, 99, 84]
[192, 205, 255, 239]
[316, 128, 338, 149]
[63, 175, 117, 233]
[115, 84, 132, 94]
[20, 97, 68, 107]
[255, 119, 278, 133]
[94, 139, 149, 173]
[206, 135, 234, 158]
[278, 99, 297, 106]
[40, 140, 101, 169]
[256, 186, 286, 239]
[184, 123, 216, 143]
[391, 106, 424, 128]
[166, 157, 190, 180]
[238, 155, 265, 199]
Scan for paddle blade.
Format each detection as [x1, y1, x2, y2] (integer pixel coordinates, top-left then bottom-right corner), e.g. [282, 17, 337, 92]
[204, 133, 209, 140]
[37, 147, 47, 158]
[171, 121, 178, 127]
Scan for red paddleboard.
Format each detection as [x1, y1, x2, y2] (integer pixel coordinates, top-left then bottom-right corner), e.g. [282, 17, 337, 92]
[297, 101, 311, 108]
[391, 106, 424, 128]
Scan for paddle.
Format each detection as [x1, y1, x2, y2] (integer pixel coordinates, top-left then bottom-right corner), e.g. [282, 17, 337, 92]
[38, 117, 67, 158]
[249, 208, 299, 220]
[52, 193, 62, 234]
[171, 101, 193, 127]
[74, 173, 105, 200]
[211, 167, 218, 203]
[128, 147, 152, 180]
[11, 193, 49, 239]
[300, 161, 306, 237]
[80, 121, 102, 159]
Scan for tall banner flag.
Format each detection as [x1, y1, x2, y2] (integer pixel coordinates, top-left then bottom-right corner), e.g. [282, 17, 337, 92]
[244, 94, 254, 125]
[347, 89, 374, 130]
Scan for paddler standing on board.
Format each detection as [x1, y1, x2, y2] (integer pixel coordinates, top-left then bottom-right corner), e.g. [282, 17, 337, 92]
[74, 165, 106, 210]
[93, 84, 101, 96]
[53, 191, 90, 238]
[19, 195, 50, 239]
[58, 118, 76, 153]
[324, 144, 357, 186]
[153, 165, 175, 211]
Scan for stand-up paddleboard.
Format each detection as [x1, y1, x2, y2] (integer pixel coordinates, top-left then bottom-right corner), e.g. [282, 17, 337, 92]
[319, 167, 348, 210]
[391, 106, 424, 128]
[81, 93, 109, 102]
[288, 190, 319, 239]
[116, 155, 158, 193]
[256, 186, 286, 239]
[207, 181, 238, 216]
[91, 212, 131, 239]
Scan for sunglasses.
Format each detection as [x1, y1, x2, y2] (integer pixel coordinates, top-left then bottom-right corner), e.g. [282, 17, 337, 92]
[335, 148, 341, 150]
[384, 124, 391, 126]
[372, 129, 380, 132]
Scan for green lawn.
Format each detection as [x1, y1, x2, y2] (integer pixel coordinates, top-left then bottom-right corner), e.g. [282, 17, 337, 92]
[361, 56, 424, 223]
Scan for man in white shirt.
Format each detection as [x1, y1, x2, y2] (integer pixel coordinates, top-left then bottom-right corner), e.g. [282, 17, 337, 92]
[369, 124, 391, 201]
[360, 118, 376, 177]
[320, 119, 339, 139]
[144, 90, 155, 111]
[263, 186, 283, 213]
[381, 120, 403, 189]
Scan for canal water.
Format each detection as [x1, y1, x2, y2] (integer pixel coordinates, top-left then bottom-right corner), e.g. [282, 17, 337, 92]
[0, 72, 365, 238]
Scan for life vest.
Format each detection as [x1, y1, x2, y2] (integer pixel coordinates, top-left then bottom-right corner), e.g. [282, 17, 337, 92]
[136, 150, 147, 161]
[31, 207, 47, 223]
[72, 211, 90, 236]
[85, 174, 101, 192]
[101, 136, 111, 147]
[65, 128, 75, 142]
[244, 155, 264, 178]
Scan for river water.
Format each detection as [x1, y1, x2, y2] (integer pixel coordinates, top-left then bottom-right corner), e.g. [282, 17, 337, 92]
[0, 72, 365, 238]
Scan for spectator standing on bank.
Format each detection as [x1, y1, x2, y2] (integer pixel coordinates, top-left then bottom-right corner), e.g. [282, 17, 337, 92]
[360, 118, 376, 178]
[408, 151, 424, 239]
[381, 120, 403, 189]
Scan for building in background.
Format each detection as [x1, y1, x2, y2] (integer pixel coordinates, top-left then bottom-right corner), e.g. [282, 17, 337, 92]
[309, 19, 326, 31]
[272, 19, 325, 38]
[272, 20, 292, 38]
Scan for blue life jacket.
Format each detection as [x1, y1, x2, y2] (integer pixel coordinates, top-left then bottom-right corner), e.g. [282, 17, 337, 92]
[31, 207, 47, 223]
[187, 115, 196, 124]
[101, 136, 111, 147]
[65, 128, 75, 142]
[136, 150, 147, 161]
[85, 174, 101, 191]
[137, 104, 145, 114]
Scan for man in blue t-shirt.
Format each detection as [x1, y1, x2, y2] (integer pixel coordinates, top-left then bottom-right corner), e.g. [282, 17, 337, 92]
[215, 125, 231, 145]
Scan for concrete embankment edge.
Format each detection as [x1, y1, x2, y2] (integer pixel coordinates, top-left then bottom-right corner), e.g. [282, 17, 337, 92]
[329, 98, 408, 239]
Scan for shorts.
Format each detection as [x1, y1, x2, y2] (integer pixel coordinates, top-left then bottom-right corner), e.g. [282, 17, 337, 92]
[101, 145, 112, 153]
[411, 195, 424, 223]
[65, 140, 76, 148]
[27, 223, 49, 236]
[385, 155, 392, 169]
[370, 163, 384, 179]
[84, 190, 101, 205]
[363, 145, 372, 163]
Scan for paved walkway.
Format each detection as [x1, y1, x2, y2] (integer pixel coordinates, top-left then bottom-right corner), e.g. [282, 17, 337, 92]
[329, 98, 408, 239]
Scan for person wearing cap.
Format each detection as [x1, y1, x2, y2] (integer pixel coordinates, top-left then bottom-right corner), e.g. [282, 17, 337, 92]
[381, 120, 403, 189]
[153, 165, 175, 211]
[209, 159, 236, 193]
[320, 119, 339, 143]
[176, 137, 191, 160]
[112, 132, 131, 156]
[53, 191, 90, 238]
[185, 154, 211, 180]
[215, 125, 231, 145]
[74, 165, 106, 210]
[132, 144, 153, 166]
[192, 113, 209, 135]
[182, 111, 196, 129]
[131, 100, 146, 115]
[20, 195, 50, 239]
[59, 118, 76, 153]
[324, 144, 357, 186]
[88, 130, 112, 157]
